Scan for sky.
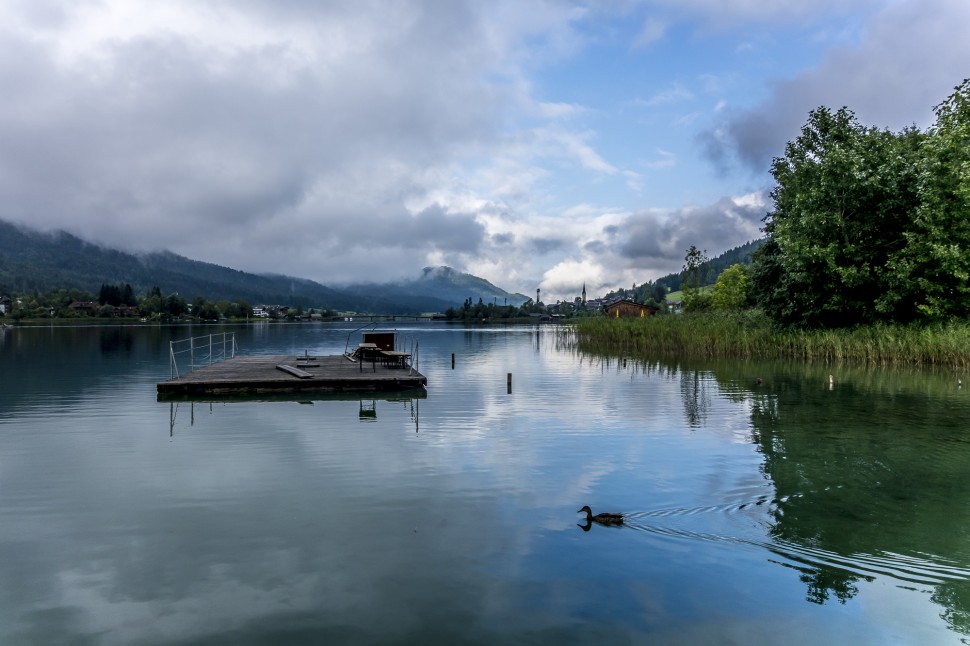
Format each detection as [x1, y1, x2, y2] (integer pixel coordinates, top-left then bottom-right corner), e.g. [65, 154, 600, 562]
[1, 0, 968, 302]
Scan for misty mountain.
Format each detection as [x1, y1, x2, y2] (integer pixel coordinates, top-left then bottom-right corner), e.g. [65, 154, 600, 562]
[341, 267, 529, 310]
[0, 220, 525, 313]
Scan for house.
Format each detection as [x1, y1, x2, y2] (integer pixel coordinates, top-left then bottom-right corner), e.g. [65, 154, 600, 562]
[68, 301, 100, 314]
[604, 299, 659, 318]
[0, 296, 11, 315]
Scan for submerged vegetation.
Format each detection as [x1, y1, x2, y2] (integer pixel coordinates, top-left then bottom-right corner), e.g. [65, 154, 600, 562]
[574, 312, 970, 368]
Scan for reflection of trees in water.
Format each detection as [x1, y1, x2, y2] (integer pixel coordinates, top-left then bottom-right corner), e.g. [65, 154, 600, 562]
[933, 586, 970, 637]
[738, 364, 970, 632]
[680, 368, 712, 428]
[800, 566, 861, 605]
[99, 327, 134, 353]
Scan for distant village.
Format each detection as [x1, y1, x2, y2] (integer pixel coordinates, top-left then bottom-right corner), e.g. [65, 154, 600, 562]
[0, 281, 674, 322]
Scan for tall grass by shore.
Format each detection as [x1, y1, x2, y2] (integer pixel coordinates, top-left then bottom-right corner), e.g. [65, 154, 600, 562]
[573, 310, 970, 368]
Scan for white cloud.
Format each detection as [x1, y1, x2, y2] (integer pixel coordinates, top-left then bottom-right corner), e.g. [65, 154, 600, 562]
[531, 192, 765, 301]
[643, 0, 886, 28]
[645, 149, 677, 169]
[633, 17, 667, 48]
[0, 0, 598, 286]
[701, 0, 970, 172]
[3, 0, 951, 307]
[639, 82, 695, 107]
[535, 101, 587, 119]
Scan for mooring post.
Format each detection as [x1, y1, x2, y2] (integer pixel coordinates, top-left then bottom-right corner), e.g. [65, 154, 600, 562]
[507, 372, 512, 394]
[452, 353, 455, 369]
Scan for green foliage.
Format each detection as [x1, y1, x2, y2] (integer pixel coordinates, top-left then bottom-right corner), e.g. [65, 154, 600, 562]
[753, 79, 970, 328]
[886, 78, 970, 322]
[756, 106, 925, 327]
[98, 283, 136, 306]
[682, 245, 712, 311]
[443, 296, 542, 321]
[711, 264, 750, 310]
[654, 240, 763, 294]
[610, 280, 667, 306]
[574, 312, 970, 367]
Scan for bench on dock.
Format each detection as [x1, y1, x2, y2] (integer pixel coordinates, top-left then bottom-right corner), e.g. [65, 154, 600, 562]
[276, 364, 314, 379]
[379, 350, 411, 368]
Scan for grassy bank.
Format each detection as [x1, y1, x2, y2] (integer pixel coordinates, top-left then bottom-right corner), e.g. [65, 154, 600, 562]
[574, 310, 970, 368]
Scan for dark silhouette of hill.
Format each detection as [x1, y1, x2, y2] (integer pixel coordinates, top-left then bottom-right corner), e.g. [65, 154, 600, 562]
[0, 220, 525, 313]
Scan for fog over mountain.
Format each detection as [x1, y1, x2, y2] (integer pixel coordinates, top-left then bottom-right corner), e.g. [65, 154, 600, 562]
[2, 1, 966, 301]
[0, 220, 525, 313]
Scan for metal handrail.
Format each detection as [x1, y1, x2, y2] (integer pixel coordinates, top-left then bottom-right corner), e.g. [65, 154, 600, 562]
[169, 332, 237, 379]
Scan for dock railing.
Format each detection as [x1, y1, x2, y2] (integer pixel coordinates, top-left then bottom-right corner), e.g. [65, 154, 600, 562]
[169, 332, 238, 379]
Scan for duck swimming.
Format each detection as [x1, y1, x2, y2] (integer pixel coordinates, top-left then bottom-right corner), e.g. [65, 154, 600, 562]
[577, 505, 624, 525]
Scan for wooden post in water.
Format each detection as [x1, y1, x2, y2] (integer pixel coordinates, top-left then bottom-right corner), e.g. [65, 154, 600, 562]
[452, 353, 455, 369]
[507, 373, 512, 394]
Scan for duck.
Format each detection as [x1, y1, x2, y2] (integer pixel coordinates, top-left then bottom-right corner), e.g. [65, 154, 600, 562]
[577, 505, 624, 525]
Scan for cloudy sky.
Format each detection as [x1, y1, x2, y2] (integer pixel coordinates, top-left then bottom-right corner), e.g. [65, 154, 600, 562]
[1, 0, 968, 301]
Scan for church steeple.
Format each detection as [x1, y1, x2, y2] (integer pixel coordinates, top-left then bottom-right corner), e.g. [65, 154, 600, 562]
[582, 282, 587, 305]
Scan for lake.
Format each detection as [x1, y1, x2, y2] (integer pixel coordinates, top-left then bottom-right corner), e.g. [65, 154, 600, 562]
[1, 321, 969, 645]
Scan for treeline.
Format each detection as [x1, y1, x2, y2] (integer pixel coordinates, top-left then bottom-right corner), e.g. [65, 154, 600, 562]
[750, 78, 970, 328]
[652, 240, 763, 295]
[443, 297, 573, 321]
[645, 78, 970, 330]
[578, 78, 970, 364]
[0, 283, 335, 321]
[597, 239, 763, 308]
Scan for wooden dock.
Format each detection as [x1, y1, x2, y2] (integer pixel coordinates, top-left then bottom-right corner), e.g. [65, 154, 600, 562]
[157, 354, 427, 396]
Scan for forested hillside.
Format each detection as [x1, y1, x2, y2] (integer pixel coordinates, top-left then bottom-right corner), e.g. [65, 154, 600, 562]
[0, 220, 523, 313]
[653, 240, 764, 294]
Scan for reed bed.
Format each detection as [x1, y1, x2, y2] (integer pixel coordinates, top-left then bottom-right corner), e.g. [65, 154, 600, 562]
[573, 311, 970, 368]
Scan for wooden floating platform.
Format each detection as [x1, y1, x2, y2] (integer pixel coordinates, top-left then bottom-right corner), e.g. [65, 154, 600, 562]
[157, 354, 427, 396]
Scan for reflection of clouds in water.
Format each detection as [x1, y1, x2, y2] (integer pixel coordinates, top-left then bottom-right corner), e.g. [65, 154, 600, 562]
[10, 326, 966, 643]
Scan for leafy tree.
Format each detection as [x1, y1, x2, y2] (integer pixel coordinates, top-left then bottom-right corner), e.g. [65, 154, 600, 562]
[711, 264, 750, 310]
[884, 78, 970, 321]
[683, 245, 711, 311]
[191, 296, 220, 320]
[753, 106, 923, 327]
[164, 294, 187, 317]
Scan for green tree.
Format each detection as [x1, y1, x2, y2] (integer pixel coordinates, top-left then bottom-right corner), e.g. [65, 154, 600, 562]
[884, 78, 970, 321]
[164, 294, 187, 317]
[753, 106, 923, 327]
[683, 245, 711, 311]
[711, 264, 750, 310]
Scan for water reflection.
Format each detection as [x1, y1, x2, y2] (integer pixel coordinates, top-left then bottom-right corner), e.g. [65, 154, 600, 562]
[579, 347, 970, 637]
[5, 324, 970, 643]
[165, 392, 424, 436]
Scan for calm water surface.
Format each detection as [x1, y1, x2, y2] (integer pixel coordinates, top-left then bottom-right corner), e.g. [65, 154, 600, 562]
[1, 322, 969, 645]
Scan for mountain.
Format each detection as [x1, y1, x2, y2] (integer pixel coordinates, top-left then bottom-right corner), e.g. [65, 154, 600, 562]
[0, 219, 525, 313]
[341, 267, 530, 311]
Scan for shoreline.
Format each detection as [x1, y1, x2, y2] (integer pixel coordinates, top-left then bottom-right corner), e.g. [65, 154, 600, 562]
[574, 311, 970, 369]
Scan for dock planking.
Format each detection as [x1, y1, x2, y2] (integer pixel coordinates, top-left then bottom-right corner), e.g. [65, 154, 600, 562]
[157, 354, 427, 396]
